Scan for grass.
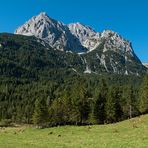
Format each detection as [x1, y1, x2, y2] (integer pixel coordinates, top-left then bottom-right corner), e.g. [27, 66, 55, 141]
[0, 114, 148, 148]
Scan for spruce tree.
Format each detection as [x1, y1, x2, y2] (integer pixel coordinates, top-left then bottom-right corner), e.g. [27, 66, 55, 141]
[139, 74, 148, 114]
[32, 98, 49, 127]
[71, 79, 89, 125]
[94, 79, 108, 124]
[105, 87, 116, 123]
[114, 87, 123, 121]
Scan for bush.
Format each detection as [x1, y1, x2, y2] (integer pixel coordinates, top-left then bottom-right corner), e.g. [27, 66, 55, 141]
[0, 119, 13, 127]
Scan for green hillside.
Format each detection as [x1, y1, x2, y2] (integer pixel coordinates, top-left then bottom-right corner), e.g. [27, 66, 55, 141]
[0, 114, 147, 148]
[0, 33, 147, 126]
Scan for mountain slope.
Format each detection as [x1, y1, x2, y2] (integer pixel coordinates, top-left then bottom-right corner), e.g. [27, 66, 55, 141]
[68, 22, 101, 51]
[0, 33, 88, 80]
[82, 30, 145, 75]
[14, 12, 145, 75]
[0, 33, 146, 76]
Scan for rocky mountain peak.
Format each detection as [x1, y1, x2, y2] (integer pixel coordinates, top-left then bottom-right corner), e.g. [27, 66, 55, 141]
[38, 12, 48, 17]
[101, 30, 116, 38]
[68, 22, 96, 34]
[15, 12, 86, 52]
[14, 12, 137, 57]
[100, 30, 134, 55]
[68, 22, 101, 51]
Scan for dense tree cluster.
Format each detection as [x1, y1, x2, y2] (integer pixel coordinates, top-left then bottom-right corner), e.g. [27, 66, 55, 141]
[0, 33, 147, 127]
[0, 74, 147, 127]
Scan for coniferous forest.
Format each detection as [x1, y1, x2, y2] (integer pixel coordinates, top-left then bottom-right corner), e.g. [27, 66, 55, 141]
[0, 33, 147, 127]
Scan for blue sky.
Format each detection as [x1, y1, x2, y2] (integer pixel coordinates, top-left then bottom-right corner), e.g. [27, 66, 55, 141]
[0, 0, 147, 62]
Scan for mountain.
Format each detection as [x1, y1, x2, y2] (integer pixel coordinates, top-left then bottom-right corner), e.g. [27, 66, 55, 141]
[0, 12, 147, 128]
[15, 12, 86, 52]
[68, 22, 101, 51]
[15, 12, 135, 54]
[0, 33, 146, 76]
[14, 12, 146, 75]
[83, 29, 146, 75]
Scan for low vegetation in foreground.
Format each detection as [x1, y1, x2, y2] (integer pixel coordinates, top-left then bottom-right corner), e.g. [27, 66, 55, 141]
[0, 114, 147, 148]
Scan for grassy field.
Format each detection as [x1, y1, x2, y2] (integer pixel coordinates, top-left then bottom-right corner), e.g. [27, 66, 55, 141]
[0, 115, 148, 148]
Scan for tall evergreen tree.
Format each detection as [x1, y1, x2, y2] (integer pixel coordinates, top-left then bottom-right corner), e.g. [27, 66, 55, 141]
[71, 79, 89, 124]
[32, 98, 49, 127]
[94, 79, 108, 124]
[114, 87, 123, 121]
[88, 97, 96, 124]
[48, 90, 72, 126]
[139, 74, 148, 114]
[122, 85, 136, 119]
[105, 87, 116, 123]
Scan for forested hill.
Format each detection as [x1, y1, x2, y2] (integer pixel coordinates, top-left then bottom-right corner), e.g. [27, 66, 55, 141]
[0, 33, 84, 81]
[0, 33, 147, 127]
[0, 33, 146, 79]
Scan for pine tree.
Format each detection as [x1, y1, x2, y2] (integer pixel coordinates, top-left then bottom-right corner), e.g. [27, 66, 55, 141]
[94, 79, 108, 124]
[32, 98, 49, 127]
[79, 82, 89, 124]
[114, 87, 123, 121]
[139, 74, 148, 114]
[71, 79, 89, 125]
[122, 85, 136, 119]
[94, 92, 106, 124]
[48, 90, 72, 126]
[105, 87, 116, 123]
[88, 97, 97, 124]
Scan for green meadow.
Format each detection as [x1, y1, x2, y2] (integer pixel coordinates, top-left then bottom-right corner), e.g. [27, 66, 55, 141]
[0, 114, 147, 148]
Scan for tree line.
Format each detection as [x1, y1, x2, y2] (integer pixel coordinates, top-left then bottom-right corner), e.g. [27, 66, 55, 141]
[0, 73, 147, 127]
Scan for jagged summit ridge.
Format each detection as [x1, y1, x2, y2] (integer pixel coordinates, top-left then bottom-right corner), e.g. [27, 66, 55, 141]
[15, 12, 86, 52]
[15, 12, 135, 55]
[101, 30, 134, 55]
[67, 22, 100, 50]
